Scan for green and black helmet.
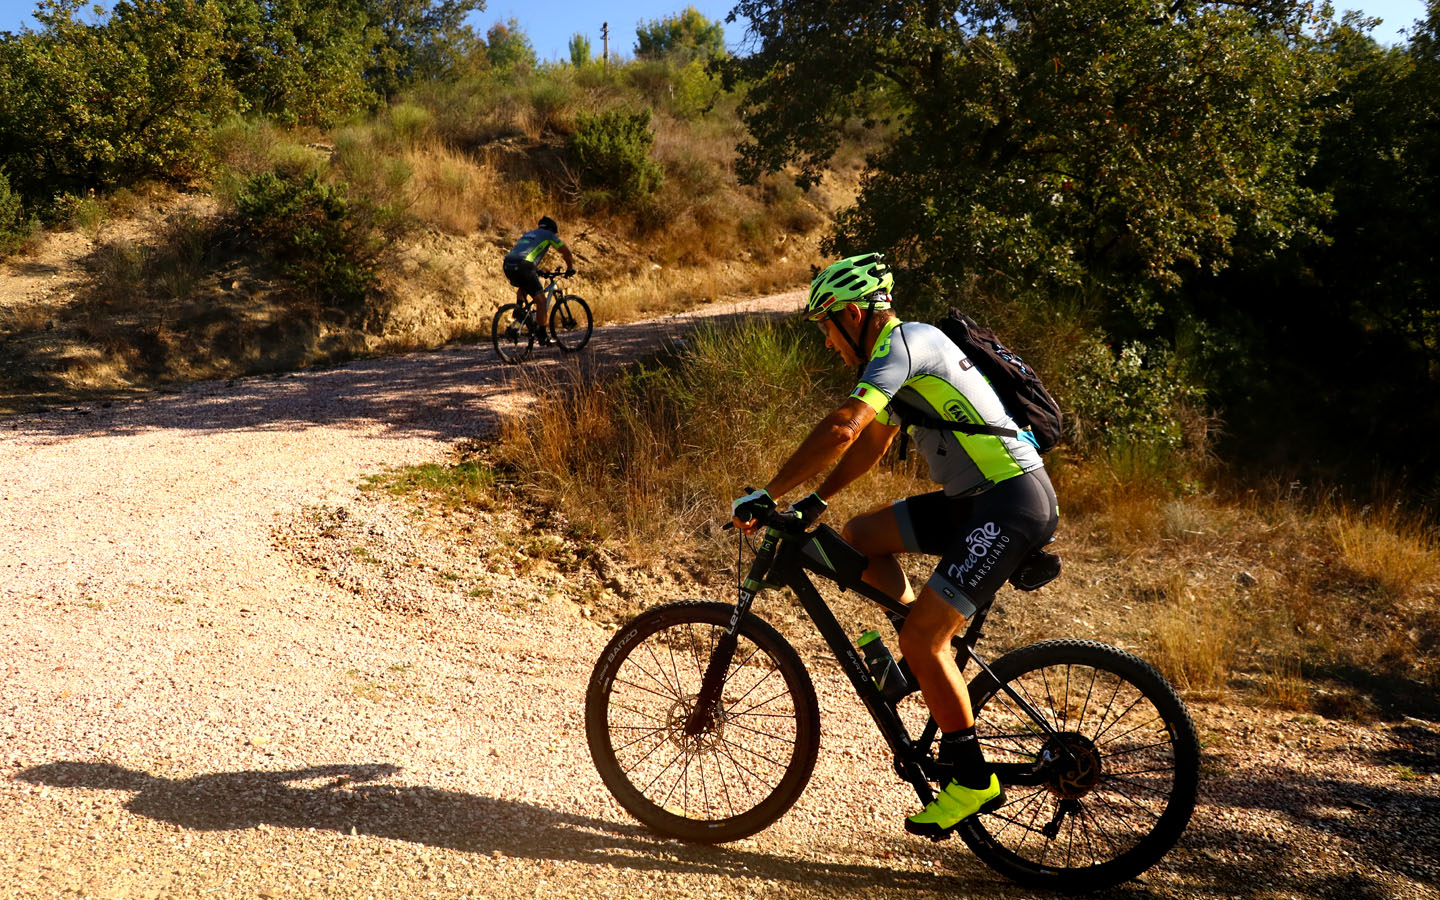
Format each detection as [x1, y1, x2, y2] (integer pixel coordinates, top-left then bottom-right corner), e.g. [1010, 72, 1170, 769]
[805, 253, 894, 321]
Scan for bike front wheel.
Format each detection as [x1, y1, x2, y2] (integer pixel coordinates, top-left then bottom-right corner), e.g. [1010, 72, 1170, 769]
[960, 639, 1200, 893]
[492, 303, 534, 363]
[549, 294, 593, 352]
[585, 601, 821, 843]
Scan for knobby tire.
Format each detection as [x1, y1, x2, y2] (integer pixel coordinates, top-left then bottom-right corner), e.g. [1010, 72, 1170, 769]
[958, 639, 1200, 892]
[585, 601, 821, 843]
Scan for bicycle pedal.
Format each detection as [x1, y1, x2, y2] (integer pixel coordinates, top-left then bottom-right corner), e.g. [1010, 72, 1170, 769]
[927, 831, 953, 843]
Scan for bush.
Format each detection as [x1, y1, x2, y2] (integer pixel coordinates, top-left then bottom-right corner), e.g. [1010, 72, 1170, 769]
[235, 170, 381, 312]
[1063, 335, 1205, 455]
[0, 169, 38, 258]
[569, 108, 663, 205]
[0, 0, 236, 198]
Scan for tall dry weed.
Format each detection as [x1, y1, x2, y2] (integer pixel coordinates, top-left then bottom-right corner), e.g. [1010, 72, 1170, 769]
[494, 319, 843, 561]
[1149, 576, 1238, 699]
[406, 142, 487, 234]
[1329, 503, 1439, 599]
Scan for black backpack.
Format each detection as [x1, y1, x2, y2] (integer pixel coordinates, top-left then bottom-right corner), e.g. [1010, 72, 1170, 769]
[888, 309, 1063, 454]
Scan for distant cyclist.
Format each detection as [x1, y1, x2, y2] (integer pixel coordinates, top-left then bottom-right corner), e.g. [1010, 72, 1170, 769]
[503, 216, 576, 345]
[731, 253, 1059, 840]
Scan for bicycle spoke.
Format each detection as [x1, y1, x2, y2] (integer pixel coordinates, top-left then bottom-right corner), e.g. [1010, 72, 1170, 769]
[1100, 738, 1176, 760]
[1103, 773, 1173, 801]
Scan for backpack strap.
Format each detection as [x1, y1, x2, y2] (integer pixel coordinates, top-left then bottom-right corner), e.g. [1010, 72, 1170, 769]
[885, 397, 1018, 460]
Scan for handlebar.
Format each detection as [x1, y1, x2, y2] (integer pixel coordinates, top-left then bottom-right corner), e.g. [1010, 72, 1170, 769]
[724, 505, 815, 536]
[537, 269, 573, 279]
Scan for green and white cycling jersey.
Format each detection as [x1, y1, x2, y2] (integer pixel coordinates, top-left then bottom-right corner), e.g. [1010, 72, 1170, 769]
[851, 318, 1044, 497]
[505, 228, 566, 265]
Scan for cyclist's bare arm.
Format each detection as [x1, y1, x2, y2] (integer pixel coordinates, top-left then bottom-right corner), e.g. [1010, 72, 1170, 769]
[817, 417, 899, 500]
[560, 245, 576, 272]
[761, 398, 877, 501]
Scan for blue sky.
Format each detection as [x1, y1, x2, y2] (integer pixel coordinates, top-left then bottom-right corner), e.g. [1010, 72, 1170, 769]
[0, 0, 1428, 56]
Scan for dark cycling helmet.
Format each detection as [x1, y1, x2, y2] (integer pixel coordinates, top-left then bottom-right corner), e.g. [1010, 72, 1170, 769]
[805, 253, 893, 321]
[538, 216, 558, 234]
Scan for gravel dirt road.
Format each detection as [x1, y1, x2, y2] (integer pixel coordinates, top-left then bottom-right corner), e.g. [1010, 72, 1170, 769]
[3, 291, 1438, 900]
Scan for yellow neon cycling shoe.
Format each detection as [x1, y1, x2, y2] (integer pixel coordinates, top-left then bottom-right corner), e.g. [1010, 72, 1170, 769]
[904, 773, 1005, 839]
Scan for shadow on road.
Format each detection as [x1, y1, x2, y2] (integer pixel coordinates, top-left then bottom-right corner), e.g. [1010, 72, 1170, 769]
[5, 301, 801, 443]
[17, 760, 960, 893]
[20, 757, 1435, 899]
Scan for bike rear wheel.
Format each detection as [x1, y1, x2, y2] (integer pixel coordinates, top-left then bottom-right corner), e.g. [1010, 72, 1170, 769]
[492, 303, 534, 362]
[549, 295, 593, 352]
[585, 601, 820, 843]
[959, 639, 1199, 892]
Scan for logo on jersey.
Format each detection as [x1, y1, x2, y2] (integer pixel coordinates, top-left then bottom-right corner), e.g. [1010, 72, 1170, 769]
[944, 399, 973, 426]
[948, 522, 1012, 588]
[966, 522, 1003, 557]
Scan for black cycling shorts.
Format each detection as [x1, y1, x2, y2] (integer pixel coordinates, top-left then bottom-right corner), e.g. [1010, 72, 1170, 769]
[503, 259, 543, 296]
[893, 467, 1059, 617]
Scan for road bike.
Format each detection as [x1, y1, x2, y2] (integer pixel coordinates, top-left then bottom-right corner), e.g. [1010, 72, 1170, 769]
[492, 270, 593, 363]
[585, 507, 1200, 892]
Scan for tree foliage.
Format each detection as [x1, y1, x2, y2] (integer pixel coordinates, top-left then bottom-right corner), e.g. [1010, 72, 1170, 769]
[568, 32, 592, 67]
[219, 0, 377, 127]
[486, 18, 535, 74]
[364, 0, 485, 97]
[635, 6, 726, 60]
[0, 0, 237, 197]
[726, 0, 1337, 331]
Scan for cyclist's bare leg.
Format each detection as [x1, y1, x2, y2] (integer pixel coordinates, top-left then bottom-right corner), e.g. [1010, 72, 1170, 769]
[533, 290, 549, 325]
[841, 505, 913, 604]
[898, 588, 975, 730]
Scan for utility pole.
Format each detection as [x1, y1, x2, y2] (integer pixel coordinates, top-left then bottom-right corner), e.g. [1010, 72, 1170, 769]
[602, 22, 609, 66]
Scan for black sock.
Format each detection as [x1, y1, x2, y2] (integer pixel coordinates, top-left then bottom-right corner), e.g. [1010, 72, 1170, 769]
[939, 726, 992, 789]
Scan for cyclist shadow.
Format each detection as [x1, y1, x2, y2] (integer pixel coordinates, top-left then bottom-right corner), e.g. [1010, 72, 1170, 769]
[16, 760, 948, 891]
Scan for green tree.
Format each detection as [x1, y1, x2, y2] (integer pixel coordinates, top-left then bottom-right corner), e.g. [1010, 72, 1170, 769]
[568, 31, 592, 67]
[724, 0, 1337, 331]
[219, 0, 377, 127]
[570, 108, 663, 204]
[485, 18, 535, 74]
[363, 0, 486, 97]
[635, 6, 725, 60]
[0, 0, 237, 198]
[1195, 4, 1440, 485]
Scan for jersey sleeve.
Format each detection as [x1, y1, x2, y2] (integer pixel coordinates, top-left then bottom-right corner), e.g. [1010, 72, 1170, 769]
[847, 322, 911, 422]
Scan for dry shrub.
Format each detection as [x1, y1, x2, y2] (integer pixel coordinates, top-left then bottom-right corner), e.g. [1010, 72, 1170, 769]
[1049, 454, 1167, 548]
[406, 142, 487, 234]
[1150, 578, 1238, 699]
[1329, 504, 1440, 599]
[1258, 654, 1309, 710]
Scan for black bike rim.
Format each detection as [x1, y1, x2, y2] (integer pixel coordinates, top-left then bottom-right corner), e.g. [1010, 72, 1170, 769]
[602, 618, 806, 825]
[967, 658, 1196, 877]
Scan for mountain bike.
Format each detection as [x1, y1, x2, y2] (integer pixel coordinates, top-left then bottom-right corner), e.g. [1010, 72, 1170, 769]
[492, 270, 593, 363]
[585, 507, 1200, 892]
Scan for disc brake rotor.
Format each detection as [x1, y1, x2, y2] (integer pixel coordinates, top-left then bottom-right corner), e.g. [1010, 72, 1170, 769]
[1043, 732, 1102, 800]
[667, 694, 727, 752]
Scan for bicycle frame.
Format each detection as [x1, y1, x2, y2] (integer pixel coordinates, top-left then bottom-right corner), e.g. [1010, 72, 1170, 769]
[691, 520, 1069, 811]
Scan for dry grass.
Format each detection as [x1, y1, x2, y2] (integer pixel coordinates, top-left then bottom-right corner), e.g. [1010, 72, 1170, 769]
[1151, 586, 1239, 700]
[404, 142, 489, 235]
[1329, 502, 1440, 598]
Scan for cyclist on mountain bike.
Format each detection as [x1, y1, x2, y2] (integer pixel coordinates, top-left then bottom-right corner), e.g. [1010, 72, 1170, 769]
[503, 216, 576, 345]
[731, 253, 1059, 840]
